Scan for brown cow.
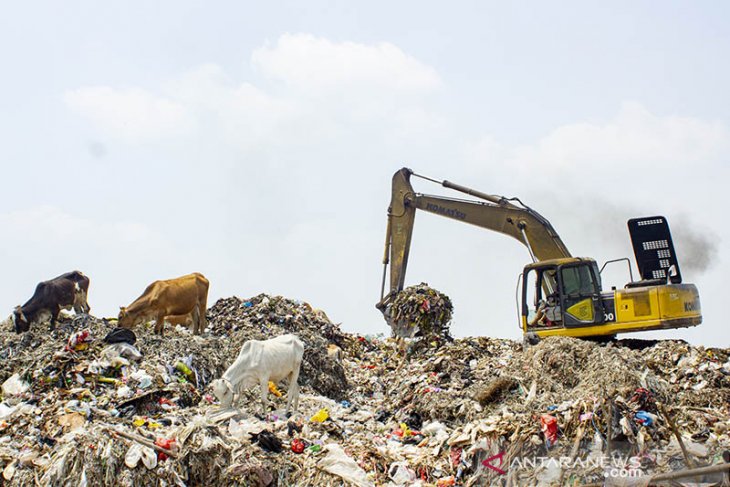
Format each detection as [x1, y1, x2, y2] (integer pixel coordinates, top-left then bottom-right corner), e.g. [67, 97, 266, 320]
[118, 273, 209, 335]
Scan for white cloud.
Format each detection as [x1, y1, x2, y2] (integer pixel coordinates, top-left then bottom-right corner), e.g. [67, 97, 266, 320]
[64, 86, 195, 142]
[464, 102, 730, 200]
[65, 36, 443, 149]
[461, 104, 729, 268]
[514, 102, 728, 173]
[251, 33, 441, 94]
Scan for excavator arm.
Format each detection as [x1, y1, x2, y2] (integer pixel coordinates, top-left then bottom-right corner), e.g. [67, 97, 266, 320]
[378, 167, 571, 306]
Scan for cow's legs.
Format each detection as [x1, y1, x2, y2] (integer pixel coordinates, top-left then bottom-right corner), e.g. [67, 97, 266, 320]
[82, 292, 90, 313]
[72, 292, 82, 314]
[191, 305, 201, 335]
[287, 364, 302, 413]
[259, 379, 269, 417]
[155, 314, 165, 336]
[49, 306, 60, 331]
[199, 288, 208, 333]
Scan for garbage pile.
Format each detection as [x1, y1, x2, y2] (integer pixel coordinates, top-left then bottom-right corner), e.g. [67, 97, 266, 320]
[387, 284, 453, 340]
[346, 336, 730, 485]
[0, 296, 729, 486]
[0, 313, 230, 486]
[205, 294, 349, 400]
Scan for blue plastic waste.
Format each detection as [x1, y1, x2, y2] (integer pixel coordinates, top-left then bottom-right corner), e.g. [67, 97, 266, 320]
[635, 411, 653, 426]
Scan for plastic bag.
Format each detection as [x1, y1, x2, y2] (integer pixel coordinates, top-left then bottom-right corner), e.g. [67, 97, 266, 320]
[318, 444, 374, 487]
[104, 327, 137, 345]
[0, 403, 17, 419]
[310, 408, 329, 422]
[634, 410, 654, 427]
[389, 462, 417, 485]
[155, 438, 175, 461]
[125, 444, 143, 468]
[291, 438, 306, 454]
[228, 418, 262, 440]
[251, 430, 282, 453]
[130, 370, 153, 389]
[268, 381, 283, 397]
[101, 343, 142, 362]
[67, 329, 92, 351]
[2, 374, 29, 397]
[540, 414, 558, 447]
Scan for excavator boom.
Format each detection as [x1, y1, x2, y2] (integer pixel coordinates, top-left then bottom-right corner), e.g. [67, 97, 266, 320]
[380, 168, 571, 303]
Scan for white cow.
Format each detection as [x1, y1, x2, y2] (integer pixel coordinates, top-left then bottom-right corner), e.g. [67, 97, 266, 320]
[211, 334, 304, 415]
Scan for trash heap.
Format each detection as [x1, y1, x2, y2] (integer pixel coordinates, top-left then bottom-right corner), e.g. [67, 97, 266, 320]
[388, 284, 453, 340]
[0, 296, 729, 486]
[205, 294, 349, 400]
[343, 336, 730, 486]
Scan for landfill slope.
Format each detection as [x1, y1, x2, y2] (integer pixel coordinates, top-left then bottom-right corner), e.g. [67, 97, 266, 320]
[0, 296, 728, 486]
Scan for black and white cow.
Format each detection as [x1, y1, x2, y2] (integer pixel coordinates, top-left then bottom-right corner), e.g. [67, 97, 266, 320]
[12, 271, 90, 333]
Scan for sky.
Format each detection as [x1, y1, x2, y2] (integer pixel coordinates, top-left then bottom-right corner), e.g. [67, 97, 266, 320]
[1, 1, 728, 345]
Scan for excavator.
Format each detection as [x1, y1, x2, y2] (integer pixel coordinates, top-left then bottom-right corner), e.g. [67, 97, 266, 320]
[377, 167, 702, 339]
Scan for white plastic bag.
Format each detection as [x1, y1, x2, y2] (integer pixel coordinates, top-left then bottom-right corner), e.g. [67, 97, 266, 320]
[2, 374, 29, 396]
[102, 343, 142, 362]
[318, 444, 374, 487]
[228, 418, 263, 440]
[125, 444, 143, 468]
[388, 462, 416, 485]
[0, 403, 17, 419]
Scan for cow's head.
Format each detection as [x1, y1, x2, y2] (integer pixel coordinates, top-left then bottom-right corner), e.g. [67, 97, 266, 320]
[117, 306, 144, 329]
[13, 306, 29, 333]
[117, 307, 129, 327]
[210, 379, 234, 408]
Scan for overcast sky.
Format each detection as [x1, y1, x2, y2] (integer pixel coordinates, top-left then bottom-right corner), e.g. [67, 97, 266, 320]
[1, 1, 728, 345]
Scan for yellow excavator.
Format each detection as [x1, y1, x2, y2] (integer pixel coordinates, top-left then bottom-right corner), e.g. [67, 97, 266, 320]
[377, 167, 702, 339]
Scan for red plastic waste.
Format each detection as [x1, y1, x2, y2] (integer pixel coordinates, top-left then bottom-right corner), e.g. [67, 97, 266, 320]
[540, 414, 558, 447]
[66, 329, 91, 351]
[291, 438, 305, 454]
[155, 437, 176, 461]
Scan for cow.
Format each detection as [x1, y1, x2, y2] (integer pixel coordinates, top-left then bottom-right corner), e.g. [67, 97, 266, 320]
[12, 271, 91, 333]
[210, 334, 304, 416]
[118, 272, 209, 335]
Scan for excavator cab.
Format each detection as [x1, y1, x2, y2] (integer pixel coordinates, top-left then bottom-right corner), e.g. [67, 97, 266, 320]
[523, 258, 606, 332]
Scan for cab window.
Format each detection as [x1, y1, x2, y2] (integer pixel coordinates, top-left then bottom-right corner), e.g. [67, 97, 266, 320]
[524, 268, 538, 323]
[541, 269, 558, 297]
[561, 265, 597, 296]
